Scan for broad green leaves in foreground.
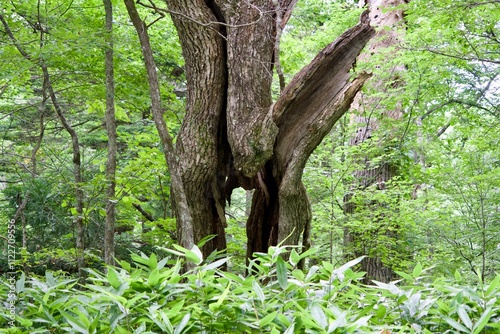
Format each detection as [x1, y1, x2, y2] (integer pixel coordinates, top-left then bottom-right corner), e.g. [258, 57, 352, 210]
[1, 246, 499, 333]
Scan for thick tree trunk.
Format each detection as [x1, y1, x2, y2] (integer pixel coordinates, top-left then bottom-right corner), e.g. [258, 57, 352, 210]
[344, 0, 407, 283]
[165, 1, 374, 261]
[104, 0, 117, 266]
[166, 0, 232, 258]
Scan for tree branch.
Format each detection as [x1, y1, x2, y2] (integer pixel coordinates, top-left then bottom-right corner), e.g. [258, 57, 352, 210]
[132, 203, 155, 222]
[124, 0, 194, 250]
[273, 10, 375, 168]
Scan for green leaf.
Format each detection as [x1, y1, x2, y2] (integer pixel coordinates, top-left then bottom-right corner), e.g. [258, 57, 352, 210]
[131, 254, 151, 267]
[174, 313, 191, 334]
[472, 307, 493, 334]
[89, 312, 100, 334]
[78, 311, 91, 331]
[333, 256, 365, 280]
[115, 106, 130, 122]
[260, 311, 278, 327]
[147, 268, 160, 287]
[16, 272, 25, 293]
[46, 271, 56, 287]
[283, 322, 295, 334]
[115, 325, 130, 334]
[395, 270, 413, 282]
[214, 281, 231, 308]
[148, 253, 158, 270]
[290, 249, 300, 266]
[189, 245, 203, 265]
[197, 234, 216, 248]
[292, 269, 304, 281]
[412, 262, 423, 278]
[203, 257, 229, 271]
[443, 316, 469, 332]
[375, 304, 387, 319]
[457, 306, 472, 330]
[17, 316, 33, 328]
[134, 323, 147, 334]
[173, 244, 203, 264]
[157, 257, 169, 270]
[60, 311, 88, 334]
[277, 313, 290, 327]
[165, 300, 185, 318]
[159, 310, 174, 333]
[298, 247, 318, 261]
[276, 256, 288, 289]
[107, 267, 121, 289]
[310, 303, 327, 328]
[119, 260, 131, 272]
[485, 274, 500, 297]
[253, 280, 265, 303]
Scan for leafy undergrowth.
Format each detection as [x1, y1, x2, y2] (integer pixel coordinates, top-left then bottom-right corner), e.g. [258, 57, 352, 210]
[1, 246, 499, 333]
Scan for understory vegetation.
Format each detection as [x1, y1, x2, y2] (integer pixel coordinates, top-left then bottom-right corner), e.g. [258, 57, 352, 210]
[1, 246, 500, 333]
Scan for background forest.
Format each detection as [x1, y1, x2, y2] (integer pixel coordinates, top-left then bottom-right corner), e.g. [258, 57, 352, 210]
[0, 0, 499, 332]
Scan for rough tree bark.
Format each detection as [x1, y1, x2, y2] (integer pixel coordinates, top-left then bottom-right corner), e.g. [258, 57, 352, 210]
[103, 0, 117, 266]
[163, 1, 375, 262]
[344, 0, 408, 283]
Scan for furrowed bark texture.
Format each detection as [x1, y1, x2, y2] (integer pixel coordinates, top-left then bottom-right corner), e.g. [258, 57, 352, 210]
[166, 2, 374, 261]
[219, 0, 278, 177]
[344, 0, 407, 283]
[245, 11, 374, 260]
[166, 0, 228, 257]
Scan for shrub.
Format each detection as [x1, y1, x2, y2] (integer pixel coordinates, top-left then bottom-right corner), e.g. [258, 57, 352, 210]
[0, 245, 499, 333]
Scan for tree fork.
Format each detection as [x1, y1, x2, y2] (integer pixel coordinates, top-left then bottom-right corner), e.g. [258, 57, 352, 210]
[165, 3, 374, 263]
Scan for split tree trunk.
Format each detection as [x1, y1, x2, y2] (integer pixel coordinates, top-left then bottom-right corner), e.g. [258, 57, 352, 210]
[165, 1, 375, 261]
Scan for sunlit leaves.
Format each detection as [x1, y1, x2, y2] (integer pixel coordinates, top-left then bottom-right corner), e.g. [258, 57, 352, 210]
[1, 248, 500, 333]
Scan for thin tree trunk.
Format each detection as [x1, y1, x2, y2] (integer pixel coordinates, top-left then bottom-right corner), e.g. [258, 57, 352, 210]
[103, 0, 117, 266]
[124, 0, 195, 254]
[42, 64, 85, 280]
[0, 13, 85, 279]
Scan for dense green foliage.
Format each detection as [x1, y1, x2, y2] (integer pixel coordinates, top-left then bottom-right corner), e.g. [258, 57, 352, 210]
[1, 247, 500, 333]
[300, 0, 500, 280]
[0, 0, 499, 331]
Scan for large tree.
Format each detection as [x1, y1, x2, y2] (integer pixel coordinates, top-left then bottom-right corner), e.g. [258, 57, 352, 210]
[143, 1, 377, 260]
[343, 0, 408, 282]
